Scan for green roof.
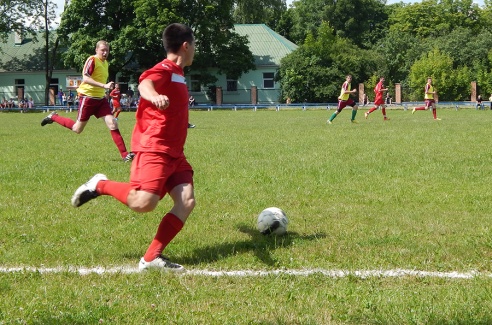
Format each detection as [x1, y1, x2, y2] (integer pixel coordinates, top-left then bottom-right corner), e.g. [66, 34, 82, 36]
[233, 24, 298, 67]
[0, 32, 47, 72]
[1, 25, 297, 71]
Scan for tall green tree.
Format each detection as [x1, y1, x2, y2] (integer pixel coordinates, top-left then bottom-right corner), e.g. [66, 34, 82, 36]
[0, 0, 58, 105]
[278, 22, 379, 102]
[389, 0, 481, 38]
[233, 0, 287, 31]
[408, 48, 471, 101]
[287, 0, 387, 48]
[58, 0, 255, 88]
[1, 0, 46, 42]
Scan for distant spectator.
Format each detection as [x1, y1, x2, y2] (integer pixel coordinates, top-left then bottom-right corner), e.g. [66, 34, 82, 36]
[189, 95, 195, 107]
[476, 94, 484, 110]
[120, 94, 130, 111]
[127, 87, 134, 99]
[286, 97, 291, 105]
[0, 97, 6, 110]
[67, 93, 74, 109]
[362, 93, 368, 106]
[58, 89, 63, 106]
[7, 98, 14, 108]
[19, 98, 26, 110]
[385, 93, 392, 105]
[28, 98, 34, 109]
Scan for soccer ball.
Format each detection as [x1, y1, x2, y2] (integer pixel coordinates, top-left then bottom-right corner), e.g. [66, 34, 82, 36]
[257, 207, 288, 235]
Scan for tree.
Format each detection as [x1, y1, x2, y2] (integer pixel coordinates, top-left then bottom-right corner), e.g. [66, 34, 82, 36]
[408, 48, 470, 101]
[58, 0, 255, 90]
[1, 0, 43, 42]
[389, 0, 481, 39]
[0, 0, 59, 105]
[287, 0, 387, 48]
[278, 22, 379, 102]
[233, 0, 287, 31]
[372, 29, 428, 86]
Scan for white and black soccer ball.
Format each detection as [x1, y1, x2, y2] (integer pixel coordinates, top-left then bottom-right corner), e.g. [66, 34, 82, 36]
[257, 207, 288, 235]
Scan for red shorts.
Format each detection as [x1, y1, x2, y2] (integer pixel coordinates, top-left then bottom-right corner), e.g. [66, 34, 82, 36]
[374, 98, 385, 106]
[77, 95, 112, 122]
[337, 98, 356, 112]
[130, 152, 194, 199]
[112, 100, 121, 110]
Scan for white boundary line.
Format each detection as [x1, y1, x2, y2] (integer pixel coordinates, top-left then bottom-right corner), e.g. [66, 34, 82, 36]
[0, 267, 491, 279]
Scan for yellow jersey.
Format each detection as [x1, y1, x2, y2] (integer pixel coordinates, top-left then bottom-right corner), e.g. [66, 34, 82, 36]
[424, 83, 434, 100]
[77, 55, 109, 98]
[339, 81, 351, 101]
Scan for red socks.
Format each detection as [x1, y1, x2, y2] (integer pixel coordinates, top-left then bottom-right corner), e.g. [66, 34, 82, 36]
[143, 213, 184, 262]
[96, 180, 132, 205]
[51, 114, 75, 130]
[110, 129, 129, 159]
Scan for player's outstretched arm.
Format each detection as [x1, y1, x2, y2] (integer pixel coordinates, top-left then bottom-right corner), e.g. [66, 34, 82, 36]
[138, 79, 169, 110]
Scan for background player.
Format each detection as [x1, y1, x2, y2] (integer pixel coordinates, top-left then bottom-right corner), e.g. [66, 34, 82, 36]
[40, 40, 134, 162]
[327, 74, 359, 124]
[71, 23, 196, 272]
[111, 83, 122, 119]
[412, 77, 441, 120]
[365, 76, 389, 120]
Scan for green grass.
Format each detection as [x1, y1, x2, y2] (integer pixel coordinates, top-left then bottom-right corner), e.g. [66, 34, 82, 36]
[1, 107, 492, 324]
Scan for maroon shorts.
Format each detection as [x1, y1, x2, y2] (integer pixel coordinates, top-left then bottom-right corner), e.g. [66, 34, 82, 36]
[77, 95, 112, 122]
[337, 98, 356, 112]
[425, 99, 435, 107]
[130, 152, 194, 199]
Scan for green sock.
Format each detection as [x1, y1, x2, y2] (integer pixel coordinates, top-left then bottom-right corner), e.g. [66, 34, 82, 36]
[351, 109, 357, 120]
[329, 113, 337, 121]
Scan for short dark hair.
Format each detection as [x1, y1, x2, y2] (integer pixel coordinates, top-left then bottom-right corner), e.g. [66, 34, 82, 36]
[162, 23, 194, 54]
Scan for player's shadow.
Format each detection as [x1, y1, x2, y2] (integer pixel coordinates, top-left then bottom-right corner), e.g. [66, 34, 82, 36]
[177, 224, 326, 267]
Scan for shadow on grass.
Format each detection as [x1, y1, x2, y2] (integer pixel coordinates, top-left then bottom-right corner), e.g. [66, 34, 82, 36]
[177, 223, 326, 267]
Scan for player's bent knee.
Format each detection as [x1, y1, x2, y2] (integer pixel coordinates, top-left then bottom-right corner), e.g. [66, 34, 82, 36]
[184, 197, 196, 214]
[128, 196, 159, 213]
[72, 127, 83, 134]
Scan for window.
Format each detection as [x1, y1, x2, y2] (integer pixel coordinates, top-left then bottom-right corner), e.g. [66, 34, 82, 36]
[190, 75, 200, 92]
[226, 77, 237, 92]
[263, 72, 275, 89]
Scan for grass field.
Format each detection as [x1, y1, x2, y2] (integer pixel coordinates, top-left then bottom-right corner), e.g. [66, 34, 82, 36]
[1, 107, 492, 324]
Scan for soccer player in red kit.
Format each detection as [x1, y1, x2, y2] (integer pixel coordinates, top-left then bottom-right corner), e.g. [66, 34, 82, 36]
[110, 83, 122, 118]
[40, 41, 134, 162]
[71, 23, 196, 272]
[365, 76, 389, 120]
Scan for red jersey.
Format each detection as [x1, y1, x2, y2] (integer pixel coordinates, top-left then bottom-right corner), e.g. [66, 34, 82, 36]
[110, 88, 121, 101]
[374, 81, 385, 103]
[131, 59, 189, 157]
[110, 88, 121, 108]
